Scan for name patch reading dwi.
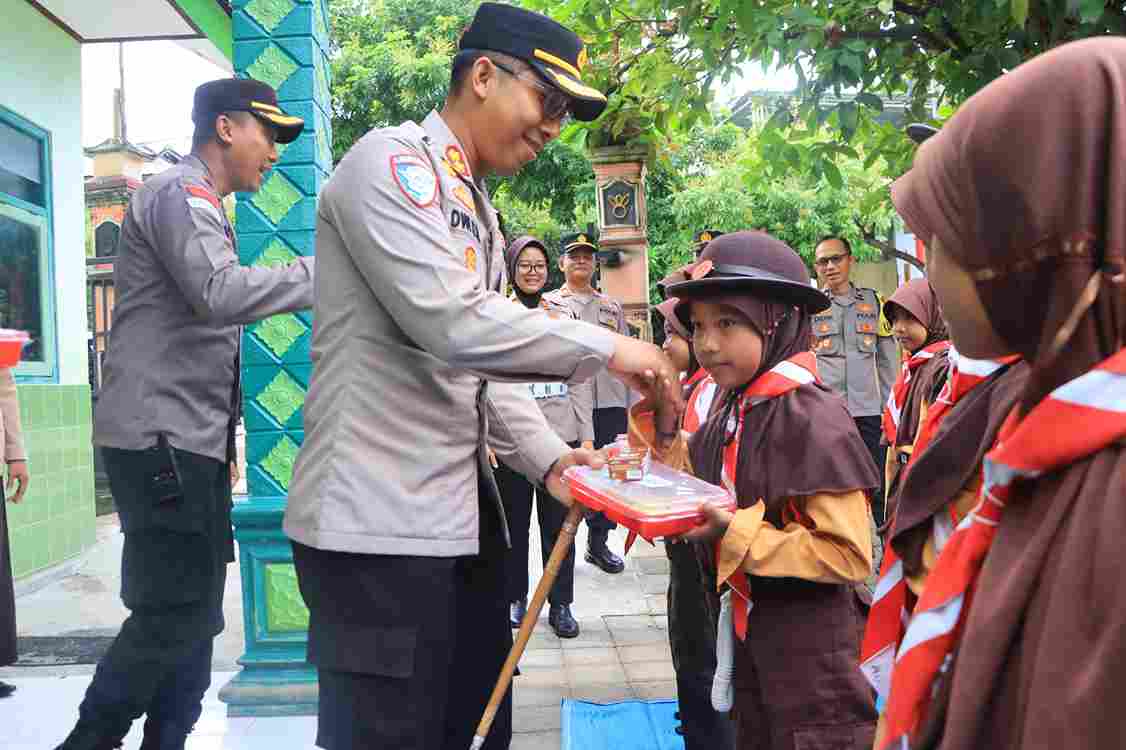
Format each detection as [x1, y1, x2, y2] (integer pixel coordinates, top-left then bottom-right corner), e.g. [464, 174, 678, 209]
[450, 208, 481, 241]
[390, 154, 438, 208]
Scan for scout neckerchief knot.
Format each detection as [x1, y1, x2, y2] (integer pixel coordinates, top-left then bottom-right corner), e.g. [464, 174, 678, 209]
[882, 341, 952, 445]
[860, 349, 1017, 701]
[696, 350, 819, 642]
[879, 346, 1126, 749]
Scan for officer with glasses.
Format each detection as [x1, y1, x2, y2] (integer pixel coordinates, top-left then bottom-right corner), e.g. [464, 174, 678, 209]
[282, 4, 683, 748]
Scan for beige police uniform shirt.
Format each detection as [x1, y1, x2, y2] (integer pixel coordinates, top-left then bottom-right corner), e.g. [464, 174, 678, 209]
[812, 283, 898, 418]
[0, 368, 25, 465]
[511, 293, 595, 445]
[283, 112, 616, 557]
[93, 155, 315, 463]
[543, 285, 630, 410]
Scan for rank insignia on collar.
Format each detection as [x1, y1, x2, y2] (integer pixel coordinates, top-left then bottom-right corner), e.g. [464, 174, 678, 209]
[390, 154, 438, 208]
[453, 184, 475, 213]
[445, 145, 470, 179]
[465, 246, 478, 273]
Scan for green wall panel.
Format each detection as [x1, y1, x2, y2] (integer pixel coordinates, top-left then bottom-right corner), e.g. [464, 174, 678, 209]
[6, 384, 96, 579]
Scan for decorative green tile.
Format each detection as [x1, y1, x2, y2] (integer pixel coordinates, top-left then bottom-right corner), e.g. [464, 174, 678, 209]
[245, 0, 296, 32]
[252, 314, 306, 359]
[316, 127, 330, 170]
[255, 239, 298, 268]
[259, 434, 300, 490]
[314, 55, 330, 111]
[313, 0, 328, 44]
[246, 43, 299, 92]
[255, 370, 305, 425]
[264, 563, 310, 631]
[251, 170, 302, 226]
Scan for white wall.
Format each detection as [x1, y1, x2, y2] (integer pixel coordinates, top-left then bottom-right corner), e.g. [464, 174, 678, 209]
[2, 2, 86, 386]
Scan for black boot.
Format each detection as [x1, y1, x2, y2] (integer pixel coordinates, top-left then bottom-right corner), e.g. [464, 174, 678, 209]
[0, 680, 15, 698]
[509, 598, 527, 629]
[139, 717, 191, 750]
[548, 604, 579, 638]
[53, 722, 126, 750]
[585, 533, 624, 574]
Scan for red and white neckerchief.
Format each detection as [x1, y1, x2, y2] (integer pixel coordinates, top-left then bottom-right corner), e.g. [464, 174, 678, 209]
[879, 346, 1126, 749]
[882, 341, 951, 445]
[861, 349, 1020, 700]
[707, 351, 819, 641]
[683, 368, 718, 435]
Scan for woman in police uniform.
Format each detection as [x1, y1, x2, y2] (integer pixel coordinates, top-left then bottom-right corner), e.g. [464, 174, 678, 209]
[496, 236, 592, 638]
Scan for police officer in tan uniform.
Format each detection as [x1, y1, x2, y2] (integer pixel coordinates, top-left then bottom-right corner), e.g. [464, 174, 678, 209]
[811, 235, 898, 525]
[544, 231, 629, 574]
[57, 78, 313, 750]
[282, 6, 679, 748]
[498, 235, 592, 639]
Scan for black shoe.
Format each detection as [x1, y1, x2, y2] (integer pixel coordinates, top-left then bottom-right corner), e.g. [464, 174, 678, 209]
[509, 598, 527, 629]
[548, 604, 580, 638]
[585, 537, 625, 574]
[139, 717, 191, 750]
[54, 722, 126, 750]
[0, 680, 14, 698]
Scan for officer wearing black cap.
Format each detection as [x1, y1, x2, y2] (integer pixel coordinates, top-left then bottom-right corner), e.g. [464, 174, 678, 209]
[544, 230, 631, 575]
[282, 4, 680, 749]
[693, 229, 724, 259]
[56, 77, 314, 750]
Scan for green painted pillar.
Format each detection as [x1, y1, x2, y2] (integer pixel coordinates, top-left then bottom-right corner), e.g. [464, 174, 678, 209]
[218, 0, 331, 717]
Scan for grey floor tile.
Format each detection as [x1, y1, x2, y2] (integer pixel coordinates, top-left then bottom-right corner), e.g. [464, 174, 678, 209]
[632, 680, 678, 700]
[609, 627, 668, 645]
[561, 647, 619, 666]
[637, 556, 671, 574]
[513, 683, 571, 708]
[512, 705, 562, 734]
[617, 642, 672, 664]
[566, 663, 628, 686]
[623, 660, 677, 683]
[646, 594, 669, 615]
[510, 730, 562, 750]
[639, 574, 670, 595]
[570, 682, 636, 703]
[515, 666, 569, 688]
[520, 649, 565, 669]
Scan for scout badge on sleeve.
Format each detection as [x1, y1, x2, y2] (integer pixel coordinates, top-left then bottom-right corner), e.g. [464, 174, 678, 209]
[444, 145, 470, 179]
[390, 153, 438, 208]
[452, 184, 476, 213]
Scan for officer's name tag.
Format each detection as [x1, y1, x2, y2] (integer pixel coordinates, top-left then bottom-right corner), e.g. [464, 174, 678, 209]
[449, 207, 481, 241]
[529, 383, 568, 400]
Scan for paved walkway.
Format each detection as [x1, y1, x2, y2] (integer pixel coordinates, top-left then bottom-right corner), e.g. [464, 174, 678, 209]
[1, 508, 677, 749]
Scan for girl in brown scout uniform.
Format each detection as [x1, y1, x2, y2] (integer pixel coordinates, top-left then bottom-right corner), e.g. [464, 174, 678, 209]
[652, 297, 734, 750]
[875, 38, 1126, 750]
[641, 231, 880, 750]
[879, 279, 950, 520]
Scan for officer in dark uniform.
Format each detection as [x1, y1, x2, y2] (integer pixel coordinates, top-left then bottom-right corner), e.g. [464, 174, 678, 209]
[56, 78, 314, 750]
[693, 229, 724, 259]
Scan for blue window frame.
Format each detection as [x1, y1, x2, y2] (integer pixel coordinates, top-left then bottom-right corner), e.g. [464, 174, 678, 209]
[0, 106, 56, 381]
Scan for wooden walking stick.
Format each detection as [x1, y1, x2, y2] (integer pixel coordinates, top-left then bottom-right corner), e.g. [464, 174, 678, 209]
[471, 501, 586, 750]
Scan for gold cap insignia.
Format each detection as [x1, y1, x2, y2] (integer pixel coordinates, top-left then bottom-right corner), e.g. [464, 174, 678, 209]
[577, 234, 588, 244]
[700, 232, 712, 242]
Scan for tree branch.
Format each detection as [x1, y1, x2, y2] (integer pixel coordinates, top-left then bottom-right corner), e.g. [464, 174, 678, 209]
[855, 218, 926, 271]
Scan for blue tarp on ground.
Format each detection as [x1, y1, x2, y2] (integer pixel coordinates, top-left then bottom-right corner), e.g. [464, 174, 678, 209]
[560, 698, 684, 750]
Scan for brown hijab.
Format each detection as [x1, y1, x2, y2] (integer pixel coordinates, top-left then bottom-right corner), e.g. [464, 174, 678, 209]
[890, 38, 1126, 750]
[884, 279, 948, 351]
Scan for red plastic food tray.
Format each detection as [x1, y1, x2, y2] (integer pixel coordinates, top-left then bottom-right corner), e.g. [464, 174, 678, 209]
[0, 330, 29, 368]
[563, 462, 736, 540]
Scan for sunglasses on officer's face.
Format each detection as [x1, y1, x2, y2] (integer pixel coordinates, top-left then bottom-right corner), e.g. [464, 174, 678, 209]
[492, 61, 573, 124]
[813, 253, 850, 269]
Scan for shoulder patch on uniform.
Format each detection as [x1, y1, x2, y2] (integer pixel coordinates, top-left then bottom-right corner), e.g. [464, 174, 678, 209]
[444, 145, 470, 179]
[465, 246, 478, 273]
[186, 184, 220, 210]
[452, 184, 475, 213]
[390, 153, 438, 208]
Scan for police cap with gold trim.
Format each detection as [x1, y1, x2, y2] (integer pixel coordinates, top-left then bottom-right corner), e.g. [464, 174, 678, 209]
[561, 230, 599, 254]
[459, 3, 608, 122]
[192, 77, 305, 144]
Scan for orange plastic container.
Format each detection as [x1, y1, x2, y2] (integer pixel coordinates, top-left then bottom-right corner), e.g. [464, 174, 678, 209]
[0, 330, 29, 368]
[563, 462, 736, 540]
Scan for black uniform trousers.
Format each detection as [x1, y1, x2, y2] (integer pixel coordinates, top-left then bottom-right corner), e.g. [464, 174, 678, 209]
[292, 478, 513, 750]
[495, 451, 575, 607]
[666, 541, 736, 750]
[76, 446, 232, 735]
[853, 416, 888, 527]
[587, 407, 627, 536]
[0, 482, 16, 668]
